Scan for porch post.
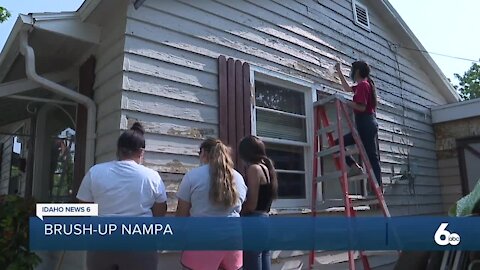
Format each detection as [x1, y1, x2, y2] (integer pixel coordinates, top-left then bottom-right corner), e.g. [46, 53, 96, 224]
[24, 116, 36, 199]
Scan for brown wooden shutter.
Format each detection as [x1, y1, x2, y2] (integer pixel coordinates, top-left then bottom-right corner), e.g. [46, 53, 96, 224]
[218, 56, 252, 172]
[72, 56, 96, 200]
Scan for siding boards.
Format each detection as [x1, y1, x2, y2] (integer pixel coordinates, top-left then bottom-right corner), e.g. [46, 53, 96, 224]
[291, 0, 447, 104]
[92, 2, 127, 162]
[0, 138, 13, 195]
[123, 71, 218, 107]
[124, 0, 446, 216]
[246, 0, 445, 104]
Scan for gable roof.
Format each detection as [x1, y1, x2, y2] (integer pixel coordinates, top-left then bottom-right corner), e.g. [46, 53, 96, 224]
[0, 0, 462, 103]
[375, 0, 460, 103]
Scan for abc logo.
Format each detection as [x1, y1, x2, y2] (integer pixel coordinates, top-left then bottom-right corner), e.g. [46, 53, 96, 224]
[434, 223, 461, 246]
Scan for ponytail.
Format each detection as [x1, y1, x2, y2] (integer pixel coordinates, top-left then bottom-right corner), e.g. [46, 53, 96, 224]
[261, 156, 278, 199]
[367, 76, 378, 110]
[352, 61, 378, 111]
[201, 138, 238, 207]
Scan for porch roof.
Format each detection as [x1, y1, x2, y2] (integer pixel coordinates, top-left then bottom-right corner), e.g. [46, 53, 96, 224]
[0, 11, 100, 127]
[431, 98, 480, 124]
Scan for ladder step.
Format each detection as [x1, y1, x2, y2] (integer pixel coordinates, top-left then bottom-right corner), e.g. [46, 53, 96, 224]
[317, 124, 337, 135]
[317, 145, 340, 158]
[350, 198, 380, 207]
[317, 146, 359, 158]
[316, 171, 342, 182]
[348, 174, 368, 182]
[316, 173, 368, 183]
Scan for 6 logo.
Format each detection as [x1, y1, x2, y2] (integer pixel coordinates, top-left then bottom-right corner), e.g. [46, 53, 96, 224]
[434, 223, 460, 246]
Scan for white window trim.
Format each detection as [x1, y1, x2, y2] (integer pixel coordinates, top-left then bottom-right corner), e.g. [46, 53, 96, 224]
[249, 66, 318, 209]
[352, 0, 371, 32]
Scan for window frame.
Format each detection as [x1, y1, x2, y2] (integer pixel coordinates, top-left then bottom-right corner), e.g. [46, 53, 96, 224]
[250, 68, 317, 208]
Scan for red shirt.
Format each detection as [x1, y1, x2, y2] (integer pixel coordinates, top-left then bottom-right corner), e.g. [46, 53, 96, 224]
[352, 80, 375, 114]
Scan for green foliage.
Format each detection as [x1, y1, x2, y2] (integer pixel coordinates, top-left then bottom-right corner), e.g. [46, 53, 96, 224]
[0, 195, 41, 270]
[454, 61, 480, 100]
[0, 6, 11, 23]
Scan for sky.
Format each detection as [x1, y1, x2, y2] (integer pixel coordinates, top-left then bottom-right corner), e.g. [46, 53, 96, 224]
[0, 0, 478, 84]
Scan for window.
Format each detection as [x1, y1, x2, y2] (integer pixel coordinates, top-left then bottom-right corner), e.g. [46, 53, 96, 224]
[352, 1, 371, 31]
[252, 76, 314, 205]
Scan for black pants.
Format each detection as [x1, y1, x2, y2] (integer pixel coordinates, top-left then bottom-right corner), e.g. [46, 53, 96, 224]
[335, 114, 382, 188]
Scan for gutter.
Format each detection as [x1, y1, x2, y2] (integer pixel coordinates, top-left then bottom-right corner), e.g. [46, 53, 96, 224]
[19, 29, 96, 173]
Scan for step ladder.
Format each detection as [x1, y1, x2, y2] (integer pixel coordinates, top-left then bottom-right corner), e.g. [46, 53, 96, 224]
[308, 95, 391, 270]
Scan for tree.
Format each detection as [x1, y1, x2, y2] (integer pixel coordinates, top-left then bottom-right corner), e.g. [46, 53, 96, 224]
[455, 61, 480, 100]
[0, 6, 10, 23]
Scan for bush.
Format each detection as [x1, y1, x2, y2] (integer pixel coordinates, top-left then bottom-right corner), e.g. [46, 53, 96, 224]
[0, 195, 41, 270]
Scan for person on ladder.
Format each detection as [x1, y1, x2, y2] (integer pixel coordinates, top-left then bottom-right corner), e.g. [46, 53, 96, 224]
[334, 61, 382, 192]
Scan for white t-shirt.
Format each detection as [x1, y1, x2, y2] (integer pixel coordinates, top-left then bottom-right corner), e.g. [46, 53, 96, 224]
[76, 160, 167, 217]
[176, 165, 247, 217]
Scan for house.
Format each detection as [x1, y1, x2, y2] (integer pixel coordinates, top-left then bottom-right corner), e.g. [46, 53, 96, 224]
[0, 0, 464, 269]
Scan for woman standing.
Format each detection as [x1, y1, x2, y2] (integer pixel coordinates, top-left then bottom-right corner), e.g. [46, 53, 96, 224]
[77, 122, 167, 270]
[176, 138, 247, 270]
[335, 61, 382, 189]
[239, 135, 277, 270]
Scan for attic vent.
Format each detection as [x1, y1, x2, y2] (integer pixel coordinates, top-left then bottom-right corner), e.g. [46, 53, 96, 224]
[353, 1, 371, 31]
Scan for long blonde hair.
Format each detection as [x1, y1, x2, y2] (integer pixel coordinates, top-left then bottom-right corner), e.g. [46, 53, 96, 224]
[200, 138, 238, 207]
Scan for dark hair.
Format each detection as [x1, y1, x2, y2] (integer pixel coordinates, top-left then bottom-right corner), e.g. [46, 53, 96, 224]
[238, 135, 278, 199]
[117, 122, 145, 158]
[351, 61, 378, 109]
[200, 138, 238, 207]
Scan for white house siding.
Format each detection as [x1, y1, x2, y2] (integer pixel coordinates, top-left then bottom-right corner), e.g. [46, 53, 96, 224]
[121, 0, 450, 216]
[90, 1, 129, 163]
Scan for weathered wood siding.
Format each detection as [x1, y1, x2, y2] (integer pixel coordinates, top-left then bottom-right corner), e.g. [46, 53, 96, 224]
[90, 1, 129, 163]
[0, 136, 13, 195]
[434, 117, 480, 212]
[122, 0, 452, 215]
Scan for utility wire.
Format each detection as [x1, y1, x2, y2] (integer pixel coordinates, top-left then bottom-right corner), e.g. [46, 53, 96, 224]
[392, 44, 480, 63]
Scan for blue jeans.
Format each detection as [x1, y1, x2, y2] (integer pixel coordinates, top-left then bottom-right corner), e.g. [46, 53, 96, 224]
[242, 212, 271, 270]
[335, 114, 381, 187]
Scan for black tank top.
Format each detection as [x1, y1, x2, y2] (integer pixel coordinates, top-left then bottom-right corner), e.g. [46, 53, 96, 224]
[255, 165, 273, 212]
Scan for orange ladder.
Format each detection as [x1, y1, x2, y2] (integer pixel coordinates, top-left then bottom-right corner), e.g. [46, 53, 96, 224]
[308, 95, 391, 270]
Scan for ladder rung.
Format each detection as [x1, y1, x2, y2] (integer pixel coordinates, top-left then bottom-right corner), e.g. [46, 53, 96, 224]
[317, 124, 336, 135]
[348, 174, 368, 182]
[350, 198, 380, 207]
[316, 172, 368, 183]
[316, 171, 342, 182]
[316, 145, 340, 158]
[317, 146, 359, 159]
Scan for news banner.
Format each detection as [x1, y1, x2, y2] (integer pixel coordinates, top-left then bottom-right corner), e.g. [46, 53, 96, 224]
[31, 203, 478, 251]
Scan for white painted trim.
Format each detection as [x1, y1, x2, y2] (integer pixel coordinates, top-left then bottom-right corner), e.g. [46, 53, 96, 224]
[249, 67, 256, 136]
[0, 70, 74, 98]
[77, 0, 103, 21]
[259, 137, 309, 147]
[256, 106, 307, 119]
[251, 65, 314, 88]
[250, 68, 314, 208]
[431, 98, 480, 124]
[24, 13, 101, 44]
[0, 16, 27, 82]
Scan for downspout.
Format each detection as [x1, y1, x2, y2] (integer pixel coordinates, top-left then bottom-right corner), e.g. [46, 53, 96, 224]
[19, 29, 96, 173]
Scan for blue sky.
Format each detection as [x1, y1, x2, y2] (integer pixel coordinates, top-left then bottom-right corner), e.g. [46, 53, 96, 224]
[0, 0, 478, 84]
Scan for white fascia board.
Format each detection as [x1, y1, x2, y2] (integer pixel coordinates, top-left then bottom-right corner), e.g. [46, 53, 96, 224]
[26, 12, 101, 44]
[431, 98, 480, 124]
